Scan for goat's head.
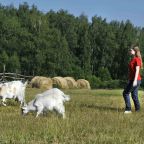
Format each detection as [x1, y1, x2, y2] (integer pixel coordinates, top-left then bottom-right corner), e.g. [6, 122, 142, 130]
[21, 105, 28, 116]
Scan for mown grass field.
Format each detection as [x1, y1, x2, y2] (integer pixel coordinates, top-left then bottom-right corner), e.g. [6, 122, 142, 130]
[0, 88, 144, 144]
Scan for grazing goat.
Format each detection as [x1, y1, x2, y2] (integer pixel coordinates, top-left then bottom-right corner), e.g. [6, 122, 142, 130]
[0, 80, 27, 106]
[21, 88, 70, 118]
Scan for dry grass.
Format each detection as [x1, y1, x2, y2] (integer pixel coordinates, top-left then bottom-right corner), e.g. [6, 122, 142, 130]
[0, 88, 144, 144]
[64, 77, 77, 89]
[30, 76, 53, 89]
[52, 77, 69, 89]
[76, 79, 91, 89]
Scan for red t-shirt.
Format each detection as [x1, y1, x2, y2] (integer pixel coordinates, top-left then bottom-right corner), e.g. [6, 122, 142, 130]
[128, 57, 141, 80]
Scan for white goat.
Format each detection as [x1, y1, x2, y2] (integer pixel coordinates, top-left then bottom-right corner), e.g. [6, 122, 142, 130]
[0, 80, 27, 106]
[21, 88, 70, 118]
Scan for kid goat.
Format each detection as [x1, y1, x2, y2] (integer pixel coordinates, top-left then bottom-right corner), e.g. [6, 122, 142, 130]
[21, 88, 70, 118]
[0, 80, 27, 106]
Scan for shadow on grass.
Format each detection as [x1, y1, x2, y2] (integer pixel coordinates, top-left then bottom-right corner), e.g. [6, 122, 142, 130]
[80, 103, 124, 112]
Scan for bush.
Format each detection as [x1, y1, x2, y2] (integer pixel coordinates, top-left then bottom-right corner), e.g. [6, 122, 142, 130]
[87, 75, 126, 89]
[97, 67, 112, 81]
[87, 75, 102, 88]
[106, 80, 121, 89]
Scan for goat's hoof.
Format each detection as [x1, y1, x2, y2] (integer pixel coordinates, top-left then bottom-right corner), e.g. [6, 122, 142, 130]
[63, 115, 66, 119]
[2, 103, 7, 106]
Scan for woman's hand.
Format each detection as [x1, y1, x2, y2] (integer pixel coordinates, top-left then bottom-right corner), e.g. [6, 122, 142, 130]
[133, 66, 140, 87]
[133, 80, 137, 87]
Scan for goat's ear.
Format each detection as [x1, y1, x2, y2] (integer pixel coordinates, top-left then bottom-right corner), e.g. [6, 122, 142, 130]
[20, 104, 27, 109]
[23, 103, 27, 107]
[20, 102, 27, 108]
[21, 106, 27, 110]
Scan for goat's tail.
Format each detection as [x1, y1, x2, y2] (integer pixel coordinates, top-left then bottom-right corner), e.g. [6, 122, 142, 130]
[63, 94, 70, 102]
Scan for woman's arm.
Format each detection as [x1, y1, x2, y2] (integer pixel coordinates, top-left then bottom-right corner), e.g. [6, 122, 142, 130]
[133, 66, 140, 86]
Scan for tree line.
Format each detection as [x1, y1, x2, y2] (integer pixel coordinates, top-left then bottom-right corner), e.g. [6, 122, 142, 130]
[0, 2, 144, 88]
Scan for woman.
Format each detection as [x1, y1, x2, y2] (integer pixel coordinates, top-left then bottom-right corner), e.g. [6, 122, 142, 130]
[123, 46, 143, 113]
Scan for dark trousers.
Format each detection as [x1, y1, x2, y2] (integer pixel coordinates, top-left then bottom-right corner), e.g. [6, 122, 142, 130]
[123, 80, 141, 111]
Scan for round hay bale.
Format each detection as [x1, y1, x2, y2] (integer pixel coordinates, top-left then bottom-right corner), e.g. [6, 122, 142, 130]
[30, 76, 53, 89]
[30, 76, 40, 88]
[52, 76, 69, 89]
[76, 79, 91, 89]
[64, 77, 77, 89]
[39, 77, 53, 89]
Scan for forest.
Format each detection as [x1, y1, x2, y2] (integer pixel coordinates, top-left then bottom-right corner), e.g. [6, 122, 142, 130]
[0, 2, 144, 88]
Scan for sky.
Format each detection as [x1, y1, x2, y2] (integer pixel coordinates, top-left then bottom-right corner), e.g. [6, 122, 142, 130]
[0, 0, 144, 28]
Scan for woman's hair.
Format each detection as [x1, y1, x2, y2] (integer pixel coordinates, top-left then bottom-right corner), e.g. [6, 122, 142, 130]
[133, 46, 143, 68]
